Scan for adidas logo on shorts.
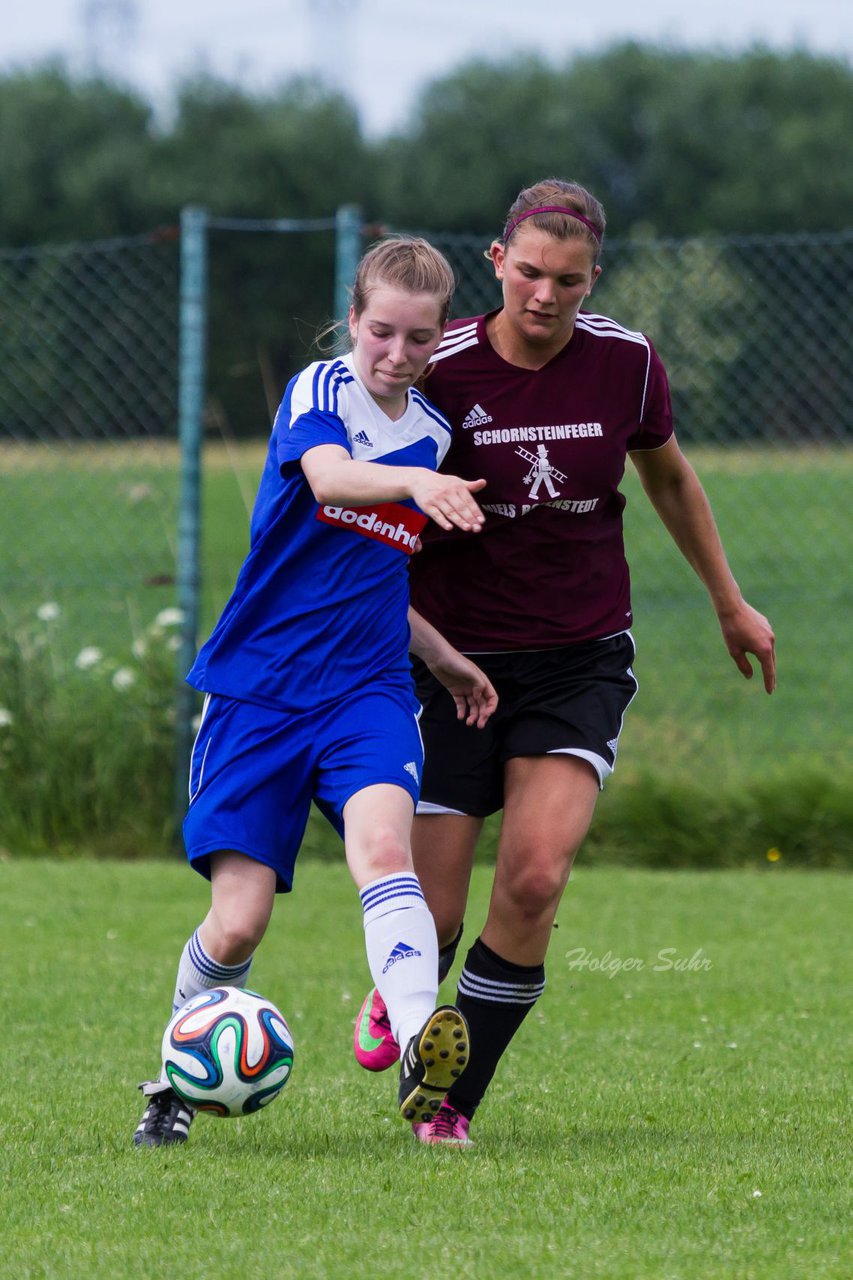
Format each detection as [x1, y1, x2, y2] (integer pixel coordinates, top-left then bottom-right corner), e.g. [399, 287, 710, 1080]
[404, 761, 419, 783]
[462, 403, 493, 429]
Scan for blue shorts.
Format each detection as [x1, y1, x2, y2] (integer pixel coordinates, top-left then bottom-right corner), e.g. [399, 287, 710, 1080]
[183, 685, 423, 892]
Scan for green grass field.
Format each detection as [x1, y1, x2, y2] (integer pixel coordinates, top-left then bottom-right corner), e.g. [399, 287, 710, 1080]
[1, 858, 849, 1279]
[2, 441, 852, 861]
[620, 445, 853, 788]
[2, 439, 850, 782]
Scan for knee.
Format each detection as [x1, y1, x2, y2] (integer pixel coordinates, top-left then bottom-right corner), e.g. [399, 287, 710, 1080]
[498, 853, 575, 924]
[206, 909, 267, 964]
[351, 823, 410, 881]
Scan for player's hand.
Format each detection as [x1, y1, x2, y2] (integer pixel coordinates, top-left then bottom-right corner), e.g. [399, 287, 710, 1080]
[426, 651, 498, 728]
[410, 472, 486, 533]
[718, 600, 776, 693]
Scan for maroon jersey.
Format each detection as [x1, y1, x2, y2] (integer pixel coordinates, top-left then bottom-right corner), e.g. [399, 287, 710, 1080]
[411, 310, 674, 650]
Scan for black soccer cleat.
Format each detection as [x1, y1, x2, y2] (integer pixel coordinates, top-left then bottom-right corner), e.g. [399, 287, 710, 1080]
[398, 1006, 470, 1124]
[133, 1080, 196, 1147]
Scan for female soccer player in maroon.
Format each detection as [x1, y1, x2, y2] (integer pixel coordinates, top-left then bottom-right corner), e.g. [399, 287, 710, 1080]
[354, 178, 776, 1144]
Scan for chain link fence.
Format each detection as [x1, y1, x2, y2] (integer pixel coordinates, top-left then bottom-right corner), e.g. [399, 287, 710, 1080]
[412, 228, 853, 782]
[2, 217, 852, 850]
[434, 228, 853, 446]
[6, 220, 849, 641]
[430, 227, 853, 602]
[0, 229, 181, 647]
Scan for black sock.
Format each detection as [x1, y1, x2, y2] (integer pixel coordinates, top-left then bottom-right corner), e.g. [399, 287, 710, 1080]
[447, 937, 545, 1120]
[438, 923, 464, 984]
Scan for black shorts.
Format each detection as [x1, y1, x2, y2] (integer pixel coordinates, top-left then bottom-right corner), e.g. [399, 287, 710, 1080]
[413, 633, 638, 818]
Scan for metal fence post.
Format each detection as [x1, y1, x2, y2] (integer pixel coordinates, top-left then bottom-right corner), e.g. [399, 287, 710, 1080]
[174, 205, 209, 840]
[334, 205, 362, 324]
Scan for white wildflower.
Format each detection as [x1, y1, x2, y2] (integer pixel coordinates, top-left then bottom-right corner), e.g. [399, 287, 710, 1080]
[0, 708, 13, 728]
[37, 602, 61, 622]
[155, 608, 185, 628]
[166, 634, 181, 651]
[75, 647, 103, 670]
[131, 638, 148, 659]
[112, 667, 137, 691]
[752, 1190, 763, 1198]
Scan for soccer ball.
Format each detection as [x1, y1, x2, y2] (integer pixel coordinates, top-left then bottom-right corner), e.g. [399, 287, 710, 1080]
[162, 986, 294, 1117]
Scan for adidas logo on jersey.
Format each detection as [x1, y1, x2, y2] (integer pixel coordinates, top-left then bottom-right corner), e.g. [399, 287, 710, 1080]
[403, 761, 419, 783]
[352, 430, 373, 447]
[382, 940, 423, 973]
[462, 403, 493, 428]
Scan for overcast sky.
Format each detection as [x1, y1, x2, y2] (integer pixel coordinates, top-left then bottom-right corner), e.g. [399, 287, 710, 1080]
[4, 0, 852, 135]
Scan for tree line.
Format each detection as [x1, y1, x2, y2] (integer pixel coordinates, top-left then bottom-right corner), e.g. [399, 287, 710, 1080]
[3, 44, 852, 246]
[2, 45, 852, 436]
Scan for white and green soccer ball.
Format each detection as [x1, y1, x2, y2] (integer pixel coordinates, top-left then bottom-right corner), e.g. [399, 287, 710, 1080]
[162, 986, 294, 1117]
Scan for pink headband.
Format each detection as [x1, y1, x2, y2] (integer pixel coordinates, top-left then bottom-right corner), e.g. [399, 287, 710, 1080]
[503, 204, 602, 244]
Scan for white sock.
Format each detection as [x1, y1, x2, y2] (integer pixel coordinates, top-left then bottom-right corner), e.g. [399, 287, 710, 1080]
[171, 927, 253, 1014]
[360, 873, 439, 1053]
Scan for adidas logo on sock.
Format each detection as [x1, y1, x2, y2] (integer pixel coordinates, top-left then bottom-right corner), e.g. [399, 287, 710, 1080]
[352, 430, 373, 447]
[382, 940, 422, 973]
[461, 403, 493, 429]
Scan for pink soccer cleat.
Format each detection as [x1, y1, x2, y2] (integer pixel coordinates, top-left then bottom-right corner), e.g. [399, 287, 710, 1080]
[412, 1101, 472, 1146]
[353, 987, 399, 1072]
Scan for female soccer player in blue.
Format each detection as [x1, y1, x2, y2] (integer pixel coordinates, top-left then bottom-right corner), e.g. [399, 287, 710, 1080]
[134, 237, 495, 1146]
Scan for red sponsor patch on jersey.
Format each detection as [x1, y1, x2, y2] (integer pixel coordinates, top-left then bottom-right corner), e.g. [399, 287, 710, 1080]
[316, 502, 427, 555]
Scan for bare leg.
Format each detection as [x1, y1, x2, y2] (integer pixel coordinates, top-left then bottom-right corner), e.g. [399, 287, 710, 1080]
[342, 783, 417, 886]
[411, 812, 483, 947]
[198, 851, 277, 964]
[445, 754, 599, 1121]
[483, 754, 599, 965]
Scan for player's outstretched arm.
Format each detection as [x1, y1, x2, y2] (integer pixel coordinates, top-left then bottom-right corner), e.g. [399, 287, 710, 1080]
[301, 444, 486, 533]
[408, 608, 498, 728]
[630, 437, 776, 694]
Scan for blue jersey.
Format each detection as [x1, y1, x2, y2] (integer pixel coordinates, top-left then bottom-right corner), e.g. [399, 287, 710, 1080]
[188, 353, 452, 713]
